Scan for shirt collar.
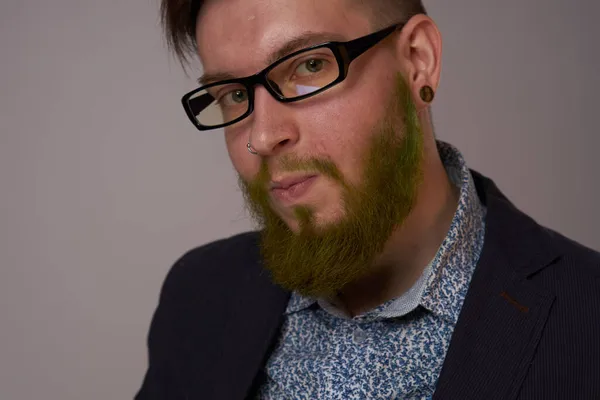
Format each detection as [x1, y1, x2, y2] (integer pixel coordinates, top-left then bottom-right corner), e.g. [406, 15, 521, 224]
[417, 141, 486, 324]
[286, 291, 317, 314]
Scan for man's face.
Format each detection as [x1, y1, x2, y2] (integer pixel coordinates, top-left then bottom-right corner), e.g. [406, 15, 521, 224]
[196, 0, 406, 230]
[196, 0, 425, 296]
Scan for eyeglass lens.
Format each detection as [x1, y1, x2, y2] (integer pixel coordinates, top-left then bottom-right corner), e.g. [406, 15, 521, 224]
[186, 47, 340, 128]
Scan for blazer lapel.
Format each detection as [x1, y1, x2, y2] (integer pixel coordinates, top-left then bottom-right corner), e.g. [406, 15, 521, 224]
[212, 275, 290, 400]
[187, 235, 291, 400]
[433, 173, 559, 400]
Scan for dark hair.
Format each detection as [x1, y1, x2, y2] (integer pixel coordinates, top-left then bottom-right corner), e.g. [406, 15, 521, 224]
[160, 0, 427, 66]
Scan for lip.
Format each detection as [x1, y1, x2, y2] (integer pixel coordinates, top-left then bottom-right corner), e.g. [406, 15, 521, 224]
[270, 175, 317, 204]
[270, 174, 317, 190]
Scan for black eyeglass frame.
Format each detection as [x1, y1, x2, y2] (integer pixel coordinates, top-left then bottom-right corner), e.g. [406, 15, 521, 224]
[181, 23, 404, 131]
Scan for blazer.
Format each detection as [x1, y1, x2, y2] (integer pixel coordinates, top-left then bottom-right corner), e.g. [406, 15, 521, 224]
[135, 171, 600, 400]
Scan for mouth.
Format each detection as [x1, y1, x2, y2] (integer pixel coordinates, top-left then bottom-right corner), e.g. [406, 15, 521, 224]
[270, 175, 318, 204]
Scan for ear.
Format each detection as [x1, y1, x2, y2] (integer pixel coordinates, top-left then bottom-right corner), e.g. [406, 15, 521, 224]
[393, 15, 442, 110]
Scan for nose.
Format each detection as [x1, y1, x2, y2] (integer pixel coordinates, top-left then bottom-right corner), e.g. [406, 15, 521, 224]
[247, 86, 300, 157]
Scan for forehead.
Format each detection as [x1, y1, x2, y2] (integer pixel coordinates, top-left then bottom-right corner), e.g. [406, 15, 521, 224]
[196, 0, 372, 78]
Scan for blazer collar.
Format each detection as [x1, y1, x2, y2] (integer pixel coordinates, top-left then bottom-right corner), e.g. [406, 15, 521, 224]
[432, 170, 560, 400]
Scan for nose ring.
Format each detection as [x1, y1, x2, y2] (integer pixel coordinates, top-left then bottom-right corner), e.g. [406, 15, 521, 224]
[247, 142, 258, 155]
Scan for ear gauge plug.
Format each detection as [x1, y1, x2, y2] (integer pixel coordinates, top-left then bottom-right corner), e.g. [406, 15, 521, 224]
[419, 85, 435, 103]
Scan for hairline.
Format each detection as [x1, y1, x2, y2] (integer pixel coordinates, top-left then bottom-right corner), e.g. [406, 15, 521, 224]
[162, 0, 426, 68]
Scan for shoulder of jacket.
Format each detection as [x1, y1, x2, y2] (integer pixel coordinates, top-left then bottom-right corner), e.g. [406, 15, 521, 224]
[159, 231, 263, 302]
[544, 228, 600, 279]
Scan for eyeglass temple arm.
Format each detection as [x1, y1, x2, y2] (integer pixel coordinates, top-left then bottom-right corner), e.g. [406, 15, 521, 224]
[344, 24, 402, 62]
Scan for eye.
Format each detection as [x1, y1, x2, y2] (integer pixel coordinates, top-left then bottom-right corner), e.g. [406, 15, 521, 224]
[219, 89, 248, 106]
[295, 58, 326, 76]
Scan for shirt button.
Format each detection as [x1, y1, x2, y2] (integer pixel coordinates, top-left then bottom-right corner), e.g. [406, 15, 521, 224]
[353, 327, 368, 344]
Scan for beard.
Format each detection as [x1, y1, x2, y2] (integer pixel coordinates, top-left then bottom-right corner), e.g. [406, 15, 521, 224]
[239, 75, 424, 298]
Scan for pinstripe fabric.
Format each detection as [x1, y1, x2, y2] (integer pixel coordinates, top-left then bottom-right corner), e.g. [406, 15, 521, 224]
[516, 239, 600, 400]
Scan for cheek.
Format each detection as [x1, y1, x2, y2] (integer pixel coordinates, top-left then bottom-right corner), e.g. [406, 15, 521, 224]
[225, 129, 258, 180]
[305, 91, 386, 184]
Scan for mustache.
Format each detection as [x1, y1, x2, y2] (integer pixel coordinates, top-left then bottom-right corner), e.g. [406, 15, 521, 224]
[249, 155, 346, 188]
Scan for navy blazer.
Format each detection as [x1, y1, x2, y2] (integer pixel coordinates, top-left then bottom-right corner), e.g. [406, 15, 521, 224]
[135, 171, 600, 400]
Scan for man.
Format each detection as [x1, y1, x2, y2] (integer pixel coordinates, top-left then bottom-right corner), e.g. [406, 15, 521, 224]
[136, 0, 600, 399]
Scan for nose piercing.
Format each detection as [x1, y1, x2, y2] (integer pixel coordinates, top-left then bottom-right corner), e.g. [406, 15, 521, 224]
[247, 142, 258, 155]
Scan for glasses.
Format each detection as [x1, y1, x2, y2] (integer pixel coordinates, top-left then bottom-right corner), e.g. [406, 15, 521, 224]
[181, 23, 404, 131]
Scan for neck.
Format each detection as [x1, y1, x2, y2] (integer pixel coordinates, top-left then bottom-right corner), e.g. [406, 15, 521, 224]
[337, 122, 459, 317]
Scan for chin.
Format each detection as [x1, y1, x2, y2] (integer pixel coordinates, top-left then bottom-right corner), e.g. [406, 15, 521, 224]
[295, 207, 347, 233]
[274, 188, 346, 231]
[283, 218, 302, 234]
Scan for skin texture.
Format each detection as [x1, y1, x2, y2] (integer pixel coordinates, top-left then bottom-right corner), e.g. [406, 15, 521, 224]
[196, 0, 458, 315]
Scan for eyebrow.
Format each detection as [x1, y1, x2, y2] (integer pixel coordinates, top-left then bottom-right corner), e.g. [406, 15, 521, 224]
[197, 31, 348, 86]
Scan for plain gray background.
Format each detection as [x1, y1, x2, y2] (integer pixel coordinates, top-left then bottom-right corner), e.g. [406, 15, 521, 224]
[1, 0, 598, 399]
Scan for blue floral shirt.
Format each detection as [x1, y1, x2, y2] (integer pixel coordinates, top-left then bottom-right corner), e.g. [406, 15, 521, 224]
[257, 142, 487, 399]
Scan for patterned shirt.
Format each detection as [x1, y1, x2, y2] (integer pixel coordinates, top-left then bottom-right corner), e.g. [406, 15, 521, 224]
[257, 141, 487, 399]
